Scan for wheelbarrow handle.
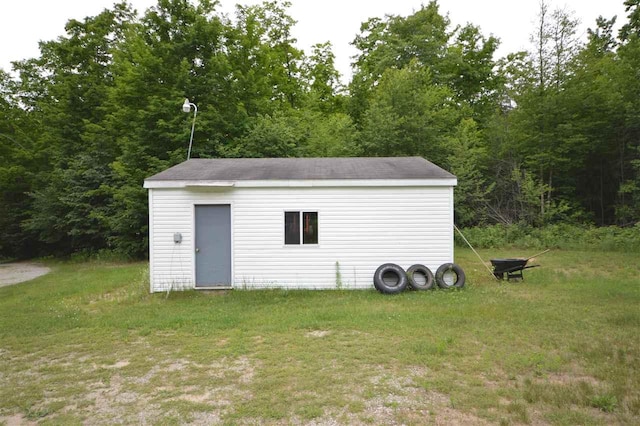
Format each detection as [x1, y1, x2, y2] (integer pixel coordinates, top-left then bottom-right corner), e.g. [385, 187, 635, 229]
[526, 249, 550, 261]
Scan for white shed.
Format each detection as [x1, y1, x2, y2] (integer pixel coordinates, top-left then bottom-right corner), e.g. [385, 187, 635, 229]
[143, 157, 457, 292]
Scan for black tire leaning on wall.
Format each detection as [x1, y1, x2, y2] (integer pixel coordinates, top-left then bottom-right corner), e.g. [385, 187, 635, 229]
[435, 263, 466, 289]
[406, 264, 435, 290]
[373, 263, 408, 294]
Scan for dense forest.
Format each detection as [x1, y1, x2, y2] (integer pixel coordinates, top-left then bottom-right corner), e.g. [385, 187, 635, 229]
[1, 0, 639, 259]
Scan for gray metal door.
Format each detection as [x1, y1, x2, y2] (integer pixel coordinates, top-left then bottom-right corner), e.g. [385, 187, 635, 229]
[195, 205, 231, 287]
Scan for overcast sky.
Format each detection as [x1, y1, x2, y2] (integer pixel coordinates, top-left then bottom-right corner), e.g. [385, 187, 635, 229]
[0, 0, 627, 82]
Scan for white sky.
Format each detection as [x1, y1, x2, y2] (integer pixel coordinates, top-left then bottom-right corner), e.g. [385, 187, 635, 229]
[0, 0, 627, 82]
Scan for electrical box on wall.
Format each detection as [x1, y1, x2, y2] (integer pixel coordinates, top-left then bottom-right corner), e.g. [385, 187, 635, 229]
[173, 232, 182, 244]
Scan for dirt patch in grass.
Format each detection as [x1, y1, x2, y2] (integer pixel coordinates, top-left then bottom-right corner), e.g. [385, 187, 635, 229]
[187, 411, 224, 425]
[2, 333, 623, 425]
[83, 374, 157, 423]
[0, 414, 36, 426]
[544, 372, 601, 387]
[100, 360, 130, 369]
[0, 343, 260, 424]
[304, 365, 491, 425]
[306, 330, 332, 338]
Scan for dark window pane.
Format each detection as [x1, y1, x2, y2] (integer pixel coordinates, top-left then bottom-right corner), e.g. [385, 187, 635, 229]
[302, 212, 318, 244]
[284, 211, 300, 244]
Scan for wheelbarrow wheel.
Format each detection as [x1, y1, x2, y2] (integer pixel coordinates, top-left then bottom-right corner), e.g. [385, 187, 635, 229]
[373, 263, 408, 294]
[435, 263, 466, 289]
[406, 264, 435, 290]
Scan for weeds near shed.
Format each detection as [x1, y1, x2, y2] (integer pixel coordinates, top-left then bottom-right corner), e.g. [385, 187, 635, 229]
[335, 261, 343, 289]
[590, 394, 618, 412]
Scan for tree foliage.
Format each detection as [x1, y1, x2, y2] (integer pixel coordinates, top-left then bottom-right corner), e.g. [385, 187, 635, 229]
[358, 63, 458, 163]
[0, 0, 639, 259]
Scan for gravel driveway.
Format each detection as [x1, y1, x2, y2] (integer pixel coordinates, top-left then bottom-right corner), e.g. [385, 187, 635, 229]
[0, 262, 51, 287]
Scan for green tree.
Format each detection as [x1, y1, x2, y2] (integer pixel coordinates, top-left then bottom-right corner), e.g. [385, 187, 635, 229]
[616, 0, 640, 223]
[102, 0, 228, 256]
[491, 1, 583, 223]
[442, 24, 501, 123]
[349, 2, 451, 124]
[358, 63, 459, 164]
[300, 42, 345, 113]
[0, 70, 41, 258]
[12, 3, 135, 255]
[227, 0, 303, 115]
[301, 111, 360, 157]
[224, 111, 303, 158]
[225, 108, 359, 159]
[349, 1, 499, 126]
[447, 119, 493, 226]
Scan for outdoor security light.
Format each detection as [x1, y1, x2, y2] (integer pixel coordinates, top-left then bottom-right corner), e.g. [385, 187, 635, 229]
[182, 98, 198, 159]
[182, 98, 192, 113]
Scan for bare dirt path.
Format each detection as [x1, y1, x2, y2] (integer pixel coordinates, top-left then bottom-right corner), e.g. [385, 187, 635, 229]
[0, 262, 51, 287]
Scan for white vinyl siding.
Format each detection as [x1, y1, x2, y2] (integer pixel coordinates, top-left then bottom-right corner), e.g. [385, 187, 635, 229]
[148, 185, 454, 292]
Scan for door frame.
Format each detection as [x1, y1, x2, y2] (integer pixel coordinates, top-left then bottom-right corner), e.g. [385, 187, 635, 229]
[192, 202, 234, 289]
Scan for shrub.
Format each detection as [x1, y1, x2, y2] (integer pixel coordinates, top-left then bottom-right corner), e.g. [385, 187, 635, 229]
[456, 223, 640, 252]
[589, 394, 618, 413]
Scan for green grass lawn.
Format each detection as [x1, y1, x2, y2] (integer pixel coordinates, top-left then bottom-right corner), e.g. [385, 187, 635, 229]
[0, 249, 638, 425]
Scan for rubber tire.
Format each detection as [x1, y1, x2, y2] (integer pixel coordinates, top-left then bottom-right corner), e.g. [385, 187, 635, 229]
[406, 264, 435, 290]
[435, 263, 466, 289]
[373, 263, 408, 294]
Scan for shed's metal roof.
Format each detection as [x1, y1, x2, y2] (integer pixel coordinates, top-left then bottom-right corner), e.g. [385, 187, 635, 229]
[145, 157, 455, 181]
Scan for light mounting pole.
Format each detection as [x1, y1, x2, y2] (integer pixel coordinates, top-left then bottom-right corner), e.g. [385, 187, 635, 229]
[182, 98, 198, 160]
